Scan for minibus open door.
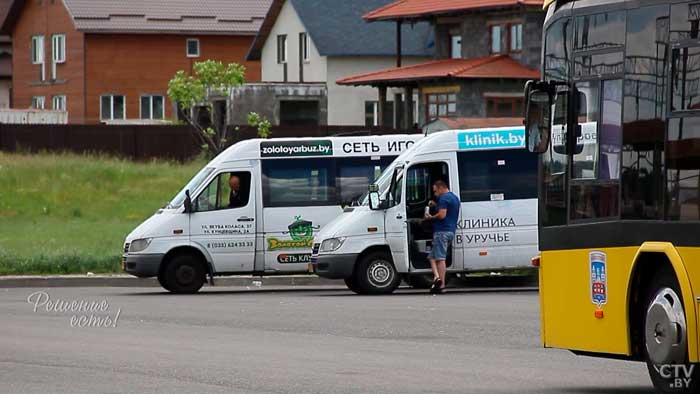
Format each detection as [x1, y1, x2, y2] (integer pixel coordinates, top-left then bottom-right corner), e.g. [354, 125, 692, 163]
[402, 158, 463, 273]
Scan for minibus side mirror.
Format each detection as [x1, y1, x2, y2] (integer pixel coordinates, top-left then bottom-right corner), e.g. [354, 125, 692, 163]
[524, 86, 553, 154]
[368, 184, 381, 211]
[184, 190, 193, 214]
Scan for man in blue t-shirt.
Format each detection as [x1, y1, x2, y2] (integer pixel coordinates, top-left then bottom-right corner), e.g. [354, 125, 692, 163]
[423, 180, 460, 294]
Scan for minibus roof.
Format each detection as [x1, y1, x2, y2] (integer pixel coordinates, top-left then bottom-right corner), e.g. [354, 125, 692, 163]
[209, 134, 424, 167]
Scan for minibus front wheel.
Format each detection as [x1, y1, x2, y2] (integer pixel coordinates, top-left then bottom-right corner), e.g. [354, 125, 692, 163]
[344, 277, 364, 295]
[162, 253, 206, 294]
[355, 251, 400, 295]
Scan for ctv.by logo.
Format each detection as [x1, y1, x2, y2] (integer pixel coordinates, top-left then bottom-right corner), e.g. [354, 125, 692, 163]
[655, 364, 695, 389]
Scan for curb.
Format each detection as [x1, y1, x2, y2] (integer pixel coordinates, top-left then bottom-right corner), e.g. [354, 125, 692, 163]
[0, 274, 338, 288]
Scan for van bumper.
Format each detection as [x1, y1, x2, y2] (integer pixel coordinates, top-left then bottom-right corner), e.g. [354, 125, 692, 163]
[312, 253, 357, 279]
[122, 254, 164, 278]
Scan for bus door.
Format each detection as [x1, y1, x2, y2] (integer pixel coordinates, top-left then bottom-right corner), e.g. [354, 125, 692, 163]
[189, 168, 257, 273]
[401, 157, 463, 273]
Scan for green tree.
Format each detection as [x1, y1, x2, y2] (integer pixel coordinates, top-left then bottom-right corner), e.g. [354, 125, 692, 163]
[168, 60, 246, 155]
[247, 112, 271, 139]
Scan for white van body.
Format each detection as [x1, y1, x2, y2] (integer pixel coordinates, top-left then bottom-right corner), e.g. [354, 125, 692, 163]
[122, 135, 421, 293]
[311, 127, 539, 294]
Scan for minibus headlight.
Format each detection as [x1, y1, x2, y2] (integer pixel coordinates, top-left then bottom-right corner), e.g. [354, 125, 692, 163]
[320, 237, 345, 253]
[129, 238, 152, 253]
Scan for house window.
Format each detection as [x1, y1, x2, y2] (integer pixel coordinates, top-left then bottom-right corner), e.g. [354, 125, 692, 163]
[31, 36, 44, 64]
[51, 34, 65, 80]
[485, 96, 524, 117]
[277, 35, 287, 64]
[426, 93, 457, 119]
[31, 35, 45, 81]
[52, 34, 65, 63]
[510, 24, 523, 51]
[364, 100, 396, 127]
[490, 25, 502, 53]
[301, 32, 310, 62]
[100, 95, 125, 120]
[450, 34, 462, 59]
[140, 95, 165, 120]
[52, 95, 66, 111]
[31, 96, 45, 109]
[365, 101, 378, 126]
[186, 38, 200, 57]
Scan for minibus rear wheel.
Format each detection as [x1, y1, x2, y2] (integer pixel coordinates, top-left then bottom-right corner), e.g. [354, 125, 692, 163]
[355, 251, 400, 295]
[163, 254, 205, 294]
[643, 266, 699, 393]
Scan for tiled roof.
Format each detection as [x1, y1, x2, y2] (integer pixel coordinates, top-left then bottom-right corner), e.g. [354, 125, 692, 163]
[364, 0, 544, 21]
[247, 0, 433, 60]
[337, 55, 540, 86]
[61, 0, 272, 34]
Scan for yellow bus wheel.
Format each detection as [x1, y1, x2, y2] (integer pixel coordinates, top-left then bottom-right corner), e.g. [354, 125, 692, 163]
[644, 268, 699, 393]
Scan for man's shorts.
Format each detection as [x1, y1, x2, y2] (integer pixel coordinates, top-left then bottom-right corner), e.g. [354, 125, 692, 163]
[428, 231, 455, 261]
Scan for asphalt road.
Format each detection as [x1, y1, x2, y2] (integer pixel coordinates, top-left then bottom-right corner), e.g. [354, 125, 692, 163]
[0, 286, 653, 394]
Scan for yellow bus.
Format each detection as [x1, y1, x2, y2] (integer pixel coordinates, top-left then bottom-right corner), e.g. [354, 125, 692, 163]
[524, 0, 700, 392]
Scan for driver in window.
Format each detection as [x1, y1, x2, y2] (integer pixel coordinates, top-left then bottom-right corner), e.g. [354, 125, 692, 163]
[228, 174, 245, 208]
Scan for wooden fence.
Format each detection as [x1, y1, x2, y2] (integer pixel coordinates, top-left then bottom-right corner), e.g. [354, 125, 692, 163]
[0, 124, 414, 161]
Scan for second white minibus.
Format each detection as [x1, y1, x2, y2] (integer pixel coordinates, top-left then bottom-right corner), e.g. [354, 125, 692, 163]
[311, 127, 538, 294]
[122, 134, 421, 293]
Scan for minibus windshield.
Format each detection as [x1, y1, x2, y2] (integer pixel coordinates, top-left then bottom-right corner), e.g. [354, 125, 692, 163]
[361, 159, 402, 206]
[167, 167, 215, 208]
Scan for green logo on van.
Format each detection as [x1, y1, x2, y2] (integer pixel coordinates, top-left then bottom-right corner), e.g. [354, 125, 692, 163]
[267, 216, 316, 250]
[260, 140, 332, 157]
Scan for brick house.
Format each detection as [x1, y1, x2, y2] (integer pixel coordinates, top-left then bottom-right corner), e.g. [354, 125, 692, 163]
[338, 0, 544, 128]
[1, 0, 270, 124]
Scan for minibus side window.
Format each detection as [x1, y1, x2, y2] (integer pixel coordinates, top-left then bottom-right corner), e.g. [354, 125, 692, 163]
[262, 159, 334, 207]
[194, 171, 251, 212]
[457, 150, 537, 202]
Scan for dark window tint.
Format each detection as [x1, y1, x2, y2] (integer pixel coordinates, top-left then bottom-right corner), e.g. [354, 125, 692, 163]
[672, 46, 700, 112]
[621, 5, 669, 219]
[336, 157, 394, 206]
[666, 117, 700, 221]
[544, 17, 572, 82]
[570, 183, 619, 220]
[262, 159, 334, 207]
[541, 87, 569, 227]
[457, 149, 537, 202]
[574, 11, 625, 51]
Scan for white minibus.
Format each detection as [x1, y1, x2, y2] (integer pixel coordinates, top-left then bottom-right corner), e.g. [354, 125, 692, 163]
[122, 135, 421, 293]
[311, 127, 538, 294]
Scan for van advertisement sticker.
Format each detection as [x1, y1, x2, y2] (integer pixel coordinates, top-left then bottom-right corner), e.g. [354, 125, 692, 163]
[267, 216, 317, 250]
[261, 140, 332, 157]
[457, 127, 526, 151]
[590, 251, 607, 308]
